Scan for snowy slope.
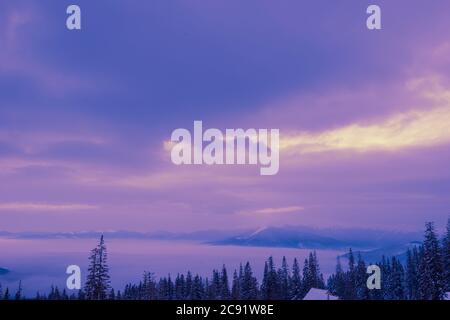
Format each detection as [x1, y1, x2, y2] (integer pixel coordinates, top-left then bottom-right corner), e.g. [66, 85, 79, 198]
[303, 288, 339, 300]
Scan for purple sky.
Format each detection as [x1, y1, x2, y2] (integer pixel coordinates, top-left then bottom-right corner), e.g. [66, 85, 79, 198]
[1, 0, 450, 232]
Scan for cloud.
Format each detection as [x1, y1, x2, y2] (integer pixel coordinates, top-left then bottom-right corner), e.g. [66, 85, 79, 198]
[0, 202, 99, 212]
[0, 6, 109, 96]
[238, 206, 304, 215]
[111, 166, 260, 190]
[0, 131, 107, 154]
[3, 10, 33, 47]
[281, 78, 450, 154]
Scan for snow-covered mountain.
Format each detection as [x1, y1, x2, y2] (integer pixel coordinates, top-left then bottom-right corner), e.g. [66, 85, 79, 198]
[0, 229, 246, 242]
[0, 267, 10, 275]
[210, 226, 420, 251]
[211, 226, 350, 249]
[0, 226, 420, 252]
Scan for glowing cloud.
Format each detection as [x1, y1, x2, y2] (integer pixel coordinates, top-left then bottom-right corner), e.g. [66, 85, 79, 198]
[281, 81, 450, 154]
[0, 202, 99, 211]
[238, 206, 304, 215]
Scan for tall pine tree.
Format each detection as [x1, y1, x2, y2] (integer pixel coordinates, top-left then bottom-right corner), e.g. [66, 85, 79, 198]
[278, 256, 290, 300]
[241, 262, 258, 299]
[220, 265, 231, 300]
[405, 247, 419, 300]
[442, 217, 450, 292]
[418, 222, 445, 300]
[85, 235, 111, 300]
[290, 258, 302, 299]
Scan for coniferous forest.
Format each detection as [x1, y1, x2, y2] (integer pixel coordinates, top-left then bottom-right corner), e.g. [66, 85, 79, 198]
[0, 218, 449, 300]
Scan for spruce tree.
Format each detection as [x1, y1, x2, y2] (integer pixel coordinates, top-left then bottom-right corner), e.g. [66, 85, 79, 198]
[167, 275, 174, 299]
[418, 222, 445, 300]
[85, 235, 111, 300]
[14, 281, 22, 300]
[344, 249, 357, 300]
[355, 254, 369, 300]
[158, 277, 169, 299]
[382, 256, 393, 300]
[310, 251, 325, 289]
[334, 257, 346, 298]
[290, 258, 302, 299]
[241, 262, 258, 299]
[301, 258, 310, 298]
[142, 271, 150, 299]
[61, 288, 69, 300]
[142, 271, 157, 299]
[442, 217, 450, 292]
[77, 289, 86, 300]
[231, 269, 240, 300]
[209, 269, 221, 299]
[308, 253, 317, 288]
[406, 247, 419, 299]
[175, 273, 185, 300]
[109, 288, 115, 300]
[390, 257, 405, 300]
[185, 271, 193, 299]
[220, 265, 231, 299]
[277, 257, 289, 299]
[261, 257, 279, 299]
[190, 275, 204, 300]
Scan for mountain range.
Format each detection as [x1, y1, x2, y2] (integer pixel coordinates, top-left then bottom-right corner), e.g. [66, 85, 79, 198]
[209, 226, 420, 250]
[0, 225, 421, 252]
[0, 267, 10, 275]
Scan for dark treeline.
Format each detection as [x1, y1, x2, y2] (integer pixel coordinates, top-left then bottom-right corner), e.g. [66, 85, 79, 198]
[1, 218, 449, 300]
[119, 252, 325, 300]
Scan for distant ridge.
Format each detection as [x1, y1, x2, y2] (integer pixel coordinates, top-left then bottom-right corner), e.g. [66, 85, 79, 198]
[0, 267, 10, 275]
[0, 226, 420, 252]
[209, 226, 421, 252]
[210, 226, 351, 249]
